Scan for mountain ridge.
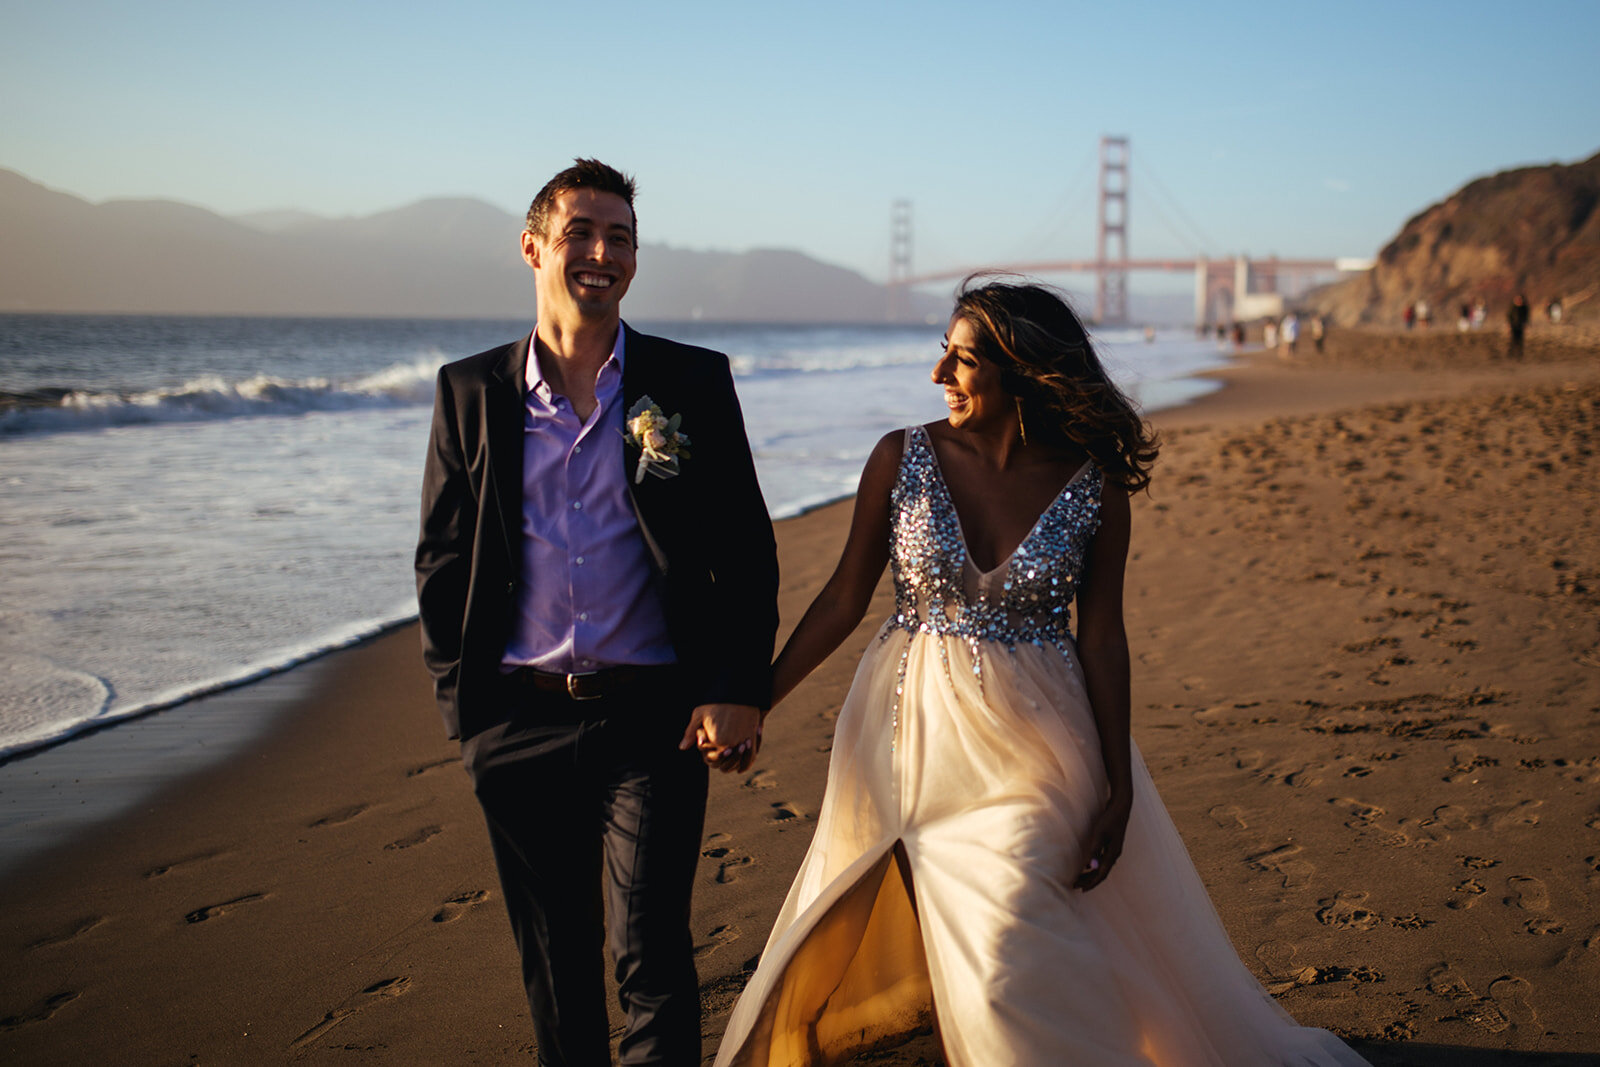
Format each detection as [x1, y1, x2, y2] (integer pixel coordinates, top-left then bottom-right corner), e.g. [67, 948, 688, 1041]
[0, 168, 941, 322]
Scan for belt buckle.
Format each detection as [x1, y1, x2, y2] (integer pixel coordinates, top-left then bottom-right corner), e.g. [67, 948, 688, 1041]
[565, 671, 602, 701]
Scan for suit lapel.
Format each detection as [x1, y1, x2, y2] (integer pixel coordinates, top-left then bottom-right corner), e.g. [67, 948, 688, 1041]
[621, 325, 672, 575]
[487, 335, 530, 562]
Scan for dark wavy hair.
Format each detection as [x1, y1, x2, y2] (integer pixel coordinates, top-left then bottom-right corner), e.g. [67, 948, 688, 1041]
[952, 276, 1159, 492]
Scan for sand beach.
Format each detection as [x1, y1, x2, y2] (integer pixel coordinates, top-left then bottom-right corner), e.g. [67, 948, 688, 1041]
[2, 322, 1597, 1065]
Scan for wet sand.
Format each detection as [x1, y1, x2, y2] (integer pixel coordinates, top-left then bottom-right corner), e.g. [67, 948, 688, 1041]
[1, 323, 1596, 1064]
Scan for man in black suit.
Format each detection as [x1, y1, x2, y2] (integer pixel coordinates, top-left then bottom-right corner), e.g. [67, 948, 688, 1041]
[416, 159, 777, 1065]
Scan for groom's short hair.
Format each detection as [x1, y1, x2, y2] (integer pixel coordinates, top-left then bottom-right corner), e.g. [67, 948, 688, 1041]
[524, 159, 638, 247]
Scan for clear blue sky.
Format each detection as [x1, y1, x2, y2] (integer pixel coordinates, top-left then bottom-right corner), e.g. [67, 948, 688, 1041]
[4, 0, 1597, 286]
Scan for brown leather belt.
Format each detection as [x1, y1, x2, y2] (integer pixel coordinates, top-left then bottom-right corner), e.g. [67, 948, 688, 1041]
[509, 665, 662, 702]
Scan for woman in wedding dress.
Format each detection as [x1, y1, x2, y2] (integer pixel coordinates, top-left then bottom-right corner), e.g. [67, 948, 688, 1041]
[712, 280, 1370, 1067]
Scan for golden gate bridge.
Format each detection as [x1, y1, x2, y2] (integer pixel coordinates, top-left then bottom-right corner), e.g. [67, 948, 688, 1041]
[885, 136, 1373, 326]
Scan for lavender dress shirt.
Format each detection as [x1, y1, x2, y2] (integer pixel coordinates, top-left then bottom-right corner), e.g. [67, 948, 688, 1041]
[501, 327, 676, 673]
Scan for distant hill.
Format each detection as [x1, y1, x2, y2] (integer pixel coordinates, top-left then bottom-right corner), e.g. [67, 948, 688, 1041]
[1312, 150, 1600, 325]
[0, 168, 943, 322]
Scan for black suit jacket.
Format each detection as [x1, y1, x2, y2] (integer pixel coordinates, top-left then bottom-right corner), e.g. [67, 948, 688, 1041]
[415, 324, 779, 742]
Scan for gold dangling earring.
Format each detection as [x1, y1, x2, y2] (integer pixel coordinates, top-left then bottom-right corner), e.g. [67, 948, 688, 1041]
[1015, 397, 1028, 446]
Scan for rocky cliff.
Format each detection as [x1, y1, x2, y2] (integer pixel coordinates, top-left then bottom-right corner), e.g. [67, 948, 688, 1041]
[1314, 150, 1600, 325]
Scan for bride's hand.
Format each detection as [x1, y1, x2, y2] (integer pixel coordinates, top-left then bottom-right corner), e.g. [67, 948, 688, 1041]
[1073, 789, 1132, 891]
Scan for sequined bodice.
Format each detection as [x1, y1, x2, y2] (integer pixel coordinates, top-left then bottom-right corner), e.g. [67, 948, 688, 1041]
[888, 425, 1102, 651]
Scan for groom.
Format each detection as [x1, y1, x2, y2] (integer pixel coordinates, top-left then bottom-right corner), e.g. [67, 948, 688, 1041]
[415, 158, 777, 1065]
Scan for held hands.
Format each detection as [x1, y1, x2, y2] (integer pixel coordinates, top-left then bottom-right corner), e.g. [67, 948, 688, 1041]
[680, 703, 763, 774]
[1074, 787, 1133, 891]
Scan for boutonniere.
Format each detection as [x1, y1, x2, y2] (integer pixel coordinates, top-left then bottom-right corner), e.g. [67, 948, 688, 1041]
[622, 395, 691, 484]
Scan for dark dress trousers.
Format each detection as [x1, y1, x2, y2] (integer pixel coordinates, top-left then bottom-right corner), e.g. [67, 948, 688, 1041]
[415, 325, 779, 1065]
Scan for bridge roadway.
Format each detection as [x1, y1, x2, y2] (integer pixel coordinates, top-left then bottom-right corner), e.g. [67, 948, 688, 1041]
[894, 255, 1370, 324]
[899, 257, 1345, 287]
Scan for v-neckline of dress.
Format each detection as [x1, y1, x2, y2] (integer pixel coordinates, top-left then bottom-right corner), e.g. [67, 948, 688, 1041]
[916, 425, 1094, 580]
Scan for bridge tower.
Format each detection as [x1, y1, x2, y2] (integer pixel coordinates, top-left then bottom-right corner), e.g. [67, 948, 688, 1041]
[1096, 136, 1129, 325]
[888, 198, 913, 322]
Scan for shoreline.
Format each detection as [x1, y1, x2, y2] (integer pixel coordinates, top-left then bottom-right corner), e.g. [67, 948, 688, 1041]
[3, 324, 1597, 1062]
[0, 335, 1233, 767]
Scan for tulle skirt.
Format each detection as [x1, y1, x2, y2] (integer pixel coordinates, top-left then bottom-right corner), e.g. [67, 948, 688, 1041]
[714, 626, 1370, 1066]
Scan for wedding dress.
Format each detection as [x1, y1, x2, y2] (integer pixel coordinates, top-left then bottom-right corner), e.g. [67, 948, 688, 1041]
[714, 426, 1370, 1066]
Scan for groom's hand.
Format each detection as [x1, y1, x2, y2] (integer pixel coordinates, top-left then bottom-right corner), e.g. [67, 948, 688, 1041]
[681, 703, 763, 774]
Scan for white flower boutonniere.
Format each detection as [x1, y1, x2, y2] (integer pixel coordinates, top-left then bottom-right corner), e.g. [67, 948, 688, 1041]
[622, 395, 691, 484]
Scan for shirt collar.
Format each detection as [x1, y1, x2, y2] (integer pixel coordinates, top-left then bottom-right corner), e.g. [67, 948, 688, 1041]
[525, 322, 627, 402]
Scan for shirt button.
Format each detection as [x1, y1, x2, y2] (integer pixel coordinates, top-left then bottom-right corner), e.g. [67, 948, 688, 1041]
[573, 444, 582, 454]
[575, 556, 585, 565]
[572, 500, 582, 510]
[578, 612, 589, 622]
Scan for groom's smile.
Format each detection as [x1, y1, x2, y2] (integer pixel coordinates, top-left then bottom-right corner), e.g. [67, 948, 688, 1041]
[522, 187, 638, 322]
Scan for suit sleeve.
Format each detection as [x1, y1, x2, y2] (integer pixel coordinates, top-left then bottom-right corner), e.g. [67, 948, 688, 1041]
[415, 366, 472, 733]
[689, 357, 780, 709]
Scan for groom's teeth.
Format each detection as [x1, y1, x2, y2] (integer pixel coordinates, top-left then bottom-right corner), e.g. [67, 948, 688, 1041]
[577, 273, 612, 287]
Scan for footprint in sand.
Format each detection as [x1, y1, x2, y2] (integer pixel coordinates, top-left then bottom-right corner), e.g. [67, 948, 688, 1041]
[694, 924, 741, 960]
[1448, 878, 1486, 910]
[1430, 805, 1481, 832]
[384, 825, 442, 851]
[0, 990, 81, 1032]
[26, 916, 105, 950]
[1487, 799, 1542, 831]
[309, 803, 369, 829]
[1426, 962, 1474, 1000]
[1328, 796, 1386, 829]
[703, 834, 755, 884]
[1503, 875, 1550, 911]
[1250, 759, 1326, 788]
[770, 801, 805, 822]
[184, 892, 267, 925]
[144, 848, 226, 879]
[1248, 844, 1315, 890]
[1557, 926, 1600, 966]
[715, 854, 754, 884]
[1503, 876, 1562, 934]
[1316, 889, 1380, 930]
[1207, 804, 1247, 830]
[290, 976, 412, 1051]
[432, 889, 489, 924]
[1254, 940, 1302, 992]
[743, 769, 778, 791]
[1488, 975, 1538, 1030]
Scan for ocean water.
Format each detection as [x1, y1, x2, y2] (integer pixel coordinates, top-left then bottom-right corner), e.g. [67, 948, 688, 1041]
[0, 313, 1228, 759]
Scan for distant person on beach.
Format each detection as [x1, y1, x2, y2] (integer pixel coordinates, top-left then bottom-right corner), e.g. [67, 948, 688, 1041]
[1312, 313, 1327, 352]
[1507, 292, 1531, 359]
[1264, 317, 1278, 349]
[1404, 302, 1416, 329]
[415, 158, 777, 1065]
[712, 279, 1371, 1066]
[1281, 311, 1300, 354]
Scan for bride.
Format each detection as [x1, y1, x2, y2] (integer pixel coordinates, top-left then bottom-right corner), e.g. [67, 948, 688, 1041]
[711, 280, 1370, 1066]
